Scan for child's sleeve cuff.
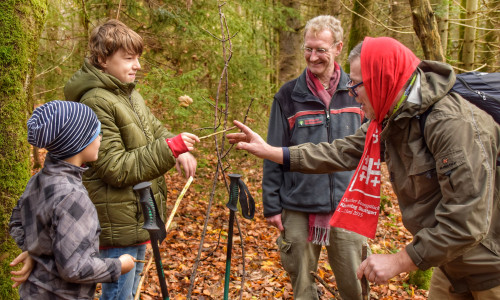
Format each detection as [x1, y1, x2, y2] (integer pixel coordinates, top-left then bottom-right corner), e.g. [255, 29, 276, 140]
[166, 134, 189, 158]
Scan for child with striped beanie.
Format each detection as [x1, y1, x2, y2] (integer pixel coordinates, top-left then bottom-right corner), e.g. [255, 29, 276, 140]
[9, 100, 135, 299]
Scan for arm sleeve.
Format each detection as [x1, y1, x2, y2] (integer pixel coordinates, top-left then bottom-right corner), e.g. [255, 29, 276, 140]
[406, 111, 498, 270]
[82, 95, 177, 188]
[288, 122, 368, 174]
[262, 99, 289, 218]
[148, 103, 176, 140]
[9, 198, 26, 251]
[52, 192, 121, 283]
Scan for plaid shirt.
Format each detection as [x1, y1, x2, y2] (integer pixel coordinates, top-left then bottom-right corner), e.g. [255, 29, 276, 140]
[9, 155, 121, 299]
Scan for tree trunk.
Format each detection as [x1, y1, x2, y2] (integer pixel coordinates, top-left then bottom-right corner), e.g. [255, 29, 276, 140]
[409, 0, 445, 61]
[0, 0, 48, 298]
[389, 0, 403, 41]
[461, 0, 478, 70]
[432, 0, 450, 56]
[458, 0, 467, 68]
[482, 0, 500, 72]
[347, 0, 373, 64]
[278, 0, 302, 85]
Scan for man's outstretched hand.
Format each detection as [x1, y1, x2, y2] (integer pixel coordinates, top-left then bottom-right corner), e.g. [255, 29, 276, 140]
[227, 120, 283, 164]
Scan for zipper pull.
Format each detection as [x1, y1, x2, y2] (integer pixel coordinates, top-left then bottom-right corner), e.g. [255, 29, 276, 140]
[476, 90, 487, 101]
[325, 109, 330, 127]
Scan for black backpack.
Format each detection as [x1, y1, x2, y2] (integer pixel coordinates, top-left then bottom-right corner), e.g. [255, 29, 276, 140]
[418, 71, 500, 164]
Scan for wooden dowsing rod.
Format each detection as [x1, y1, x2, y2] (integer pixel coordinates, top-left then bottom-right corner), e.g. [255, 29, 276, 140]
[198, 126, 237, 140]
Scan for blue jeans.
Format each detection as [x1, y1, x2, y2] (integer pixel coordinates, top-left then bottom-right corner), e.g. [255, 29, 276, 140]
[100, 244, 147, 300]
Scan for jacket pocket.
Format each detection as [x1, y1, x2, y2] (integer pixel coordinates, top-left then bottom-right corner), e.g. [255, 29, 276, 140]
[435, 149, 466, 176]
[276, 235, 292, 253]
[435, 149, 471, 194]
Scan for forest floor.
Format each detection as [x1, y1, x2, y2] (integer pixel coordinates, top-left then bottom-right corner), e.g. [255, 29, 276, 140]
[108, 151, 430, 300]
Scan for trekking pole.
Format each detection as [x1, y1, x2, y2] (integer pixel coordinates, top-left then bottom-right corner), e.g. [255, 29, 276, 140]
[133, 182, 169, 300]
[223, 174, 255, 300]
[134, 177, 193, 300]
[224, 174, 240, 300]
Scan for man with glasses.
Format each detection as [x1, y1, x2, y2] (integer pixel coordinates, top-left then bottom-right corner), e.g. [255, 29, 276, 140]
[263, 15, 367, 299]
[229, 36, 500, 299]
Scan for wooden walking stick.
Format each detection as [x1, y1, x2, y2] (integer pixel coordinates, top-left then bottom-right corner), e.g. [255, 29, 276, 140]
[362, 244, 369, 300]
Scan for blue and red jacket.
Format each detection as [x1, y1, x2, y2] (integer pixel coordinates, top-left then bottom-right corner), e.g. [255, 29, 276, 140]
[262, 67, 365, 217]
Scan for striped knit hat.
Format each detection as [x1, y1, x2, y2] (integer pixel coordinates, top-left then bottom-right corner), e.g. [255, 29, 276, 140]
[27, 101, 101, 160]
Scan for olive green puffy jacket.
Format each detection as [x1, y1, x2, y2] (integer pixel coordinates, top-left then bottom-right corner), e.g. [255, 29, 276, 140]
[288, 61, 500, 292]
[64, 59, 176, 247]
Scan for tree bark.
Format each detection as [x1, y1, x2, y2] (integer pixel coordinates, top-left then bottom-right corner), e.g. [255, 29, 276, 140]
[347, 0, 373, 62]
[432, 0, 450, 56]
[409, 0, 445, 61]
[278, 0, 302, 85]
[482, 0, 500, 72]
[0, 0, 48, 298]
[462, 0, 478, 70]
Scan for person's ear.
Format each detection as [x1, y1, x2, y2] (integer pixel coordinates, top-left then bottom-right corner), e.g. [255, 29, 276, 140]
[334, 41, 343, 56]
[97, 56, 107, 70]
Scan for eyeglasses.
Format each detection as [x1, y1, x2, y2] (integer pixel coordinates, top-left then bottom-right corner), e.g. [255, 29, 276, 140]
[346, 80, 364, 97]
[99, 130, 103, 140]
[302, 43, 337, 56]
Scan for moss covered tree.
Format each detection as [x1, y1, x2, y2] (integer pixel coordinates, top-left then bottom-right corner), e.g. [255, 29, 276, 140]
[0, 0, 48, 298]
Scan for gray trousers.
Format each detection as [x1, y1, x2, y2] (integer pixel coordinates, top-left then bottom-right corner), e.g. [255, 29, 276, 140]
[277, 209, 368, 300]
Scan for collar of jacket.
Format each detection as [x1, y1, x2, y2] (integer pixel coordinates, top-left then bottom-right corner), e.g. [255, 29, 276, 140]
[290, 67, 350, 104]
[43, 154, 88, 179]
[380, 60, 456, 139]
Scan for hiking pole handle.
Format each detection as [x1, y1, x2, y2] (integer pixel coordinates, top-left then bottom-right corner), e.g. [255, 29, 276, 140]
[133, 182, 169, 300]
[133, 182, 160, 231]
[227, 174, 241, 212]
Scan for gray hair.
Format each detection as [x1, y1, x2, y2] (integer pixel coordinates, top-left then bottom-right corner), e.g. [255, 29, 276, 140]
[304, 15, 343, 44]
[348, 41, 363, 62]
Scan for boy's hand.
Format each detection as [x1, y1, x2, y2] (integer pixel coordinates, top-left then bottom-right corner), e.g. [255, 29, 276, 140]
[176, 153, 197, 178]
[119, 254, 135, 274]
[180, 132, 200, 151]
[10, 251, 34, 288]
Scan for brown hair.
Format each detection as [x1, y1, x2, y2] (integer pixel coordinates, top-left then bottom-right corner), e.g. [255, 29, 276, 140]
[88, 19, 143, 69]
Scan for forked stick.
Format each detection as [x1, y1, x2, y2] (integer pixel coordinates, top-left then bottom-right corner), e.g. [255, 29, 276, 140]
[362, 244, 369, 300]
[310, 271, 341, 298]
[133, 251, 154, 300]
[199, 126, 236, 140]
[165, 176, 194, 230]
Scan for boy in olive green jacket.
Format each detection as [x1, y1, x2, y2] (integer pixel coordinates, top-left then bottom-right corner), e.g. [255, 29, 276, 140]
[64, 19, 199, 300]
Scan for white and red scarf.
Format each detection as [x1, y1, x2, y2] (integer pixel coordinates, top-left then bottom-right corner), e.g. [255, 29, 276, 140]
[330, 37, 421, 238]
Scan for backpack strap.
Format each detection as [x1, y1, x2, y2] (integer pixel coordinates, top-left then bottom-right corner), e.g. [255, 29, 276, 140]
[416, 105, 433, 150]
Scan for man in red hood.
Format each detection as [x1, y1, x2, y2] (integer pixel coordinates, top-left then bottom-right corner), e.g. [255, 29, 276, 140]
[228, 37, 500, 299]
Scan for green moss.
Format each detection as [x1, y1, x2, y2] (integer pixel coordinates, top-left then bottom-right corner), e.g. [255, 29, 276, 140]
[0, 1, 48, 299]
[408, 268, 433, 290]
